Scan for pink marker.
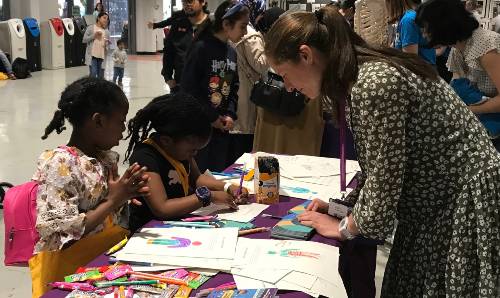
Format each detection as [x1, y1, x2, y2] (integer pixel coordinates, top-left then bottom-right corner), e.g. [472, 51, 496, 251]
[182, 215, 218, 222]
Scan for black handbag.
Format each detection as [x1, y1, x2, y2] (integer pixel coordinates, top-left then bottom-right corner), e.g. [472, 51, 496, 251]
[250, 71, 307, 117]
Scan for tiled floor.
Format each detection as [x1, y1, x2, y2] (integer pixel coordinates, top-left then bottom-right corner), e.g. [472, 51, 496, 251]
[0, 57, 389, 297]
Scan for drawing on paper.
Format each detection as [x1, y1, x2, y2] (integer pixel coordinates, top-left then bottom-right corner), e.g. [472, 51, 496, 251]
[267, 249, 320, 259]
[146, 237, 202, 248]
[281, 185, 317, 194]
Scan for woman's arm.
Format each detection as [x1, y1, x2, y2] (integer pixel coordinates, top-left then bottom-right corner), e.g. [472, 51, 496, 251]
[470, 50, 500, 114]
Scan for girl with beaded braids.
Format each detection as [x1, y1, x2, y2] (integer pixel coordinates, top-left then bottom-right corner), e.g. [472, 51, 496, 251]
[30, 77, 150, 297]
[124, 93, 249, 232]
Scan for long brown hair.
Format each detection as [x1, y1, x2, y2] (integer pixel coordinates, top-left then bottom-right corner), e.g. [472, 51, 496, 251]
[386, 0, 416, 24]
[264, 6, 437, 107]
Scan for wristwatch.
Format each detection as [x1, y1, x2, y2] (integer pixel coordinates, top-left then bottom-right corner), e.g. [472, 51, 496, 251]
[339, 216, 356, 240]
[195, 186, 212, 207]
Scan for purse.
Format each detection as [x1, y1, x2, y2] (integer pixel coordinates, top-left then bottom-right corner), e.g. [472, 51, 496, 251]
[250, 71, 307, 117]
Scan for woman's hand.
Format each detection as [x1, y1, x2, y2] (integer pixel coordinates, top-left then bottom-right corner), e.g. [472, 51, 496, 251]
[211, 191, 238, 210]
[228, 185, 249, 204]
[298, 211, 342, 239]
[107, 163, 150, 208]
[307, 198, 328, 213]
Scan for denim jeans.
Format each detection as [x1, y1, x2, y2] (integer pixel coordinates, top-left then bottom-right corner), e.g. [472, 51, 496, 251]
[89, 57, 103, 78]
[113, 67, 124, 83]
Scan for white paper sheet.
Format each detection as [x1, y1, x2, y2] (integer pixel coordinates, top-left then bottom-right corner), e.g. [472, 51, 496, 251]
[231, 267, 290, 284]
[192, 203, 269, 222]
[232, 275, 320, 297]
[281, 271, 317, 289]
[117, 227, 238, 259]
[233, 238, 340, 286]
[113, 252, 234, 271]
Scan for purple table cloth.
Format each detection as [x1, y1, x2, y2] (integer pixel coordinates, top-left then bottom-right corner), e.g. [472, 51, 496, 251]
[41, 196, 341, 298]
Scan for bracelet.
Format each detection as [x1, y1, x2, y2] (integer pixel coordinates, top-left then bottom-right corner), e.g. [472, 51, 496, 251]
[224, 183, 232, 193]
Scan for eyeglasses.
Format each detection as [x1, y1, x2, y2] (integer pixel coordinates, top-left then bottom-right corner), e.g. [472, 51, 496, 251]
[222, 3, 246, 19]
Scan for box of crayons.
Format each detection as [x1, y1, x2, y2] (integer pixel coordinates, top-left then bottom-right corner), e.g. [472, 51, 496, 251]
[254, 156, 280, 205]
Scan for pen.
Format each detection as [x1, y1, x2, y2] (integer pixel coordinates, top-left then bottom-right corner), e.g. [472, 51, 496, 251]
[130, 273, 188, 286]
[108, 257, 154, 267]
[238, 227, 270, 236]
[163, 222, 216, 228]
[95, 280, 159, 288]
[106, 237, 128, 255]
[261, 214, 283, 220]
[236, 169, 245, 197]
[182, 215, 218, 222]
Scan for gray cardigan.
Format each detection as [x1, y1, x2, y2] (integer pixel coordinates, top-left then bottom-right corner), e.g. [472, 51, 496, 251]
[82, 25, 110, 68]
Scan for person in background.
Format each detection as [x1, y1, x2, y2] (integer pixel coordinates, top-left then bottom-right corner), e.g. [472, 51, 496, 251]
[416, 0, 500, 150]
[0, 49, 16, 80]
[465, 0, 482, 21]
[265, 5, 499, 297]
[112, 39, 127, 86]
[147, 0, 209, 93]
[93, 2, 105, 19]
[229, 0, 267, 164]
[252, 7, 325, 156]
[181, 1, 249, 172]
[124, 93, 248, 232]
[339, 0, 355, 28]
[83, 12, 110, 79]
[386, 0, 436, 66]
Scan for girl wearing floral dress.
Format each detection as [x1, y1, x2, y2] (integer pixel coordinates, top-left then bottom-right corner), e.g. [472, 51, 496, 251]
[30, 77, 149, 297]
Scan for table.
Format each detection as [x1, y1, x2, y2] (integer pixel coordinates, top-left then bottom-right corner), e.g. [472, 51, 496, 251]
[42, 196, 342, 298]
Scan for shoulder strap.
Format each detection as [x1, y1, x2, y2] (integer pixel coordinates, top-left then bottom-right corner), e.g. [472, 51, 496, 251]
[143, 138, 189, 196]
[339, 96, 347, 195]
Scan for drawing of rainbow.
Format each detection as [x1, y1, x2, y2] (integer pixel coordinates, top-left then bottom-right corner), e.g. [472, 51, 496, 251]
[146, 237, 202, 248]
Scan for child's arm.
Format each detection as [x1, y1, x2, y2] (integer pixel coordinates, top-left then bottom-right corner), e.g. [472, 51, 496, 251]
[84, 163, 149, 233]
[189, 158, 249, 201]
[112, 51, 119, 63]
[82, 25, 94, 44]
[35, 158, 148, 251]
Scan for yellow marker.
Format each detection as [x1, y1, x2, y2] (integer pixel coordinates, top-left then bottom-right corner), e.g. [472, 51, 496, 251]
[174, 285, 192, 298]
[119, 286, 125, 298]
[106, 237, 128, 255]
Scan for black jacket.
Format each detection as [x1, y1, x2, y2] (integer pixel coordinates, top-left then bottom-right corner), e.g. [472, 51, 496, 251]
[153, 11, 207, 82]
[181, 34, 239, 122]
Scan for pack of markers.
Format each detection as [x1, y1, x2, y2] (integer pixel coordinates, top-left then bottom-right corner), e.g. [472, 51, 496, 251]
[50, 265, 211, 298]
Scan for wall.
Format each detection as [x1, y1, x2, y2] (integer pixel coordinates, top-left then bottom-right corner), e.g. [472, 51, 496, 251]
[10, 0, 58, 22]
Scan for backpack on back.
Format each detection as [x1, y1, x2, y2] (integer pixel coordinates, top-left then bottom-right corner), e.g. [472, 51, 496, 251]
[3, 181, 39, 266]
[11, 57, 31, 79]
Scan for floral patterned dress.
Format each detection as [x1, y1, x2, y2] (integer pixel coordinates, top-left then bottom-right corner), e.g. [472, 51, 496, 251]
[32, 147, 128, 253]
[346, 61, 500, 297]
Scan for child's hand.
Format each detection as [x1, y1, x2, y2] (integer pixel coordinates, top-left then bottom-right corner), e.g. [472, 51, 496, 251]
[211, 191, 238, 210]
[212, 118, 225, 130]
[228, 185, 249, 204]
[95, 30, 103, 40]
[221, 116, 234, 130]
[107, 163, 150, 207]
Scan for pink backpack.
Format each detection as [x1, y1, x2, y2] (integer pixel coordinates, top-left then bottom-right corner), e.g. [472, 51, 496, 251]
[3, 181, 39, 266]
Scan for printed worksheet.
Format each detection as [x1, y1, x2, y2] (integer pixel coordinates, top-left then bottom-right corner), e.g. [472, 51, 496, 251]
[117, 227, 238, 259]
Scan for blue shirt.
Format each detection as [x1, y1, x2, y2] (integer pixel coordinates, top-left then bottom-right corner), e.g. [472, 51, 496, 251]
[395, 10, 436, 65]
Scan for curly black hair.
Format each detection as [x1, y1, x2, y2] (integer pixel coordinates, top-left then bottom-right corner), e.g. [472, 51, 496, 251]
[124, 92, 212, 161]
[41, 77, 128, 140]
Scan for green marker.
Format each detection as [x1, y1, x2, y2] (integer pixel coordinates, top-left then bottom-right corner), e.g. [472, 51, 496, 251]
[95, 279, 159, 288]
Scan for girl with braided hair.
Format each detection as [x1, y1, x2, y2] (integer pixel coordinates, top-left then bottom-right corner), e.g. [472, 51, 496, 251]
[124, 92, 249, 232]
[30, 77, 150, 297]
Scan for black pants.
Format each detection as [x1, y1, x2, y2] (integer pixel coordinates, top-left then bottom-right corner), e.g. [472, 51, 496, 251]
[339, 239, 380, 298]
[196, 130, 232, 173]
[228, 134, 254, 167]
